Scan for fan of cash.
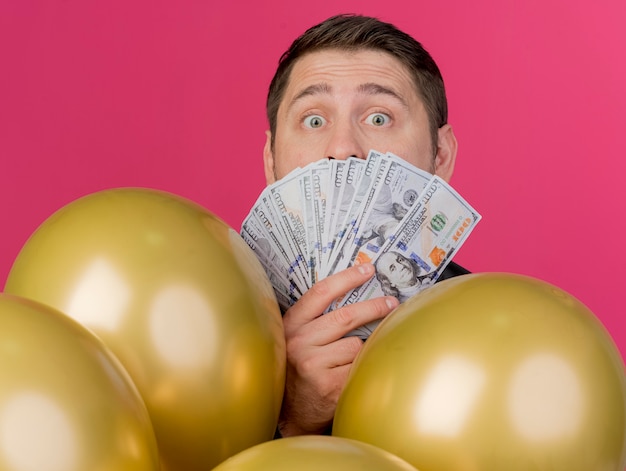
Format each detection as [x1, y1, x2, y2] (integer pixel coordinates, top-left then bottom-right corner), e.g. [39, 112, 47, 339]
[241, 150, 481, 338]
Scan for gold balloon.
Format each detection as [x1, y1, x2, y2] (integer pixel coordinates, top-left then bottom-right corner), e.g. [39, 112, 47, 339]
[5, 188, 286, 471]
[333, 273, 626, 471]
[212, 435, 418, 470]
[0, 293, 159, 471]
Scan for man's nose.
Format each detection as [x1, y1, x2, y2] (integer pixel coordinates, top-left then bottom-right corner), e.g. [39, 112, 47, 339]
[324, 122, 367, 160]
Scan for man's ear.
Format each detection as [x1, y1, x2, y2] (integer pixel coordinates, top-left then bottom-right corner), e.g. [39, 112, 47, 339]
[263, 130, 276, 185]
[433, 124, 458, 182]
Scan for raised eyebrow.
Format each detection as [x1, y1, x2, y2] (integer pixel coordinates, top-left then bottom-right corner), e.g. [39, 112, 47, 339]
[287, 82, 408, 111]
[289, 83, 331, 109]
[358, 83, 409, 109]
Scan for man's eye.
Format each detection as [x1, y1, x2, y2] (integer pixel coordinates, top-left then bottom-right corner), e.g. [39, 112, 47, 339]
[303, 115, 326, 128]
[365, 113, 390, 126]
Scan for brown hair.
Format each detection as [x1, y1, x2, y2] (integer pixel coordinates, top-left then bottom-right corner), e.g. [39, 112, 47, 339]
[266, 14, 448, 154]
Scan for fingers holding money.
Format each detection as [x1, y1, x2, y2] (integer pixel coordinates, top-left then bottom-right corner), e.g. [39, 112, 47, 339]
[284, 263, 374, 330]
[283, 263, 399, 346]
[282, 263, 374, 328]
[309, 296, 398, 347]
[278, 264, 399, 437]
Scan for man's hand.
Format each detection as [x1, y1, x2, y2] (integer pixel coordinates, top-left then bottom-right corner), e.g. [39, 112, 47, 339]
[278, 263, 399, 436]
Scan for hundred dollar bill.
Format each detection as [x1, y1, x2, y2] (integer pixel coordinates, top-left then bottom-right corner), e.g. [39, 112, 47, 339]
[326, 150, 384, 276]
[321, 159, 345, 276]
[240, 225, 299, 310]
[323, 156, 367, 277]
[309, 160, 330, 283]
[241, 208, 305, 308]
[345, 152, 432, 264]
[241, 203, 304, 291]
[267, 166, 312, 285]
[335, 175, 482, 337]
[243, 191, 309, 293]
[300, 170, 315, 285]
[329, 154, 391, 274]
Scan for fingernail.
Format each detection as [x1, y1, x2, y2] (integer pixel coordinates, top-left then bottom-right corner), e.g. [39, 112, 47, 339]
[386, 297, 399, 309]
[357, 263, 374, 275]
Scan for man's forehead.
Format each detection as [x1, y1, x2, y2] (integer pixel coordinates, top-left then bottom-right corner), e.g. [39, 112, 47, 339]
[281, 49, 418, 108]
[287, 48, 410, 82]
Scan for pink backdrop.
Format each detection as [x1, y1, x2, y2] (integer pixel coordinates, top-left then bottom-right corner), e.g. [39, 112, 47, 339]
[1, 1, 624, 358]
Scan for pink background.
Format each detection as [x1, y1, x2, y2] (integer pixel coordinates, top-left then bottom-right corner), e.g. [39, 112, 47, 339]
[1, 1, 624, 358]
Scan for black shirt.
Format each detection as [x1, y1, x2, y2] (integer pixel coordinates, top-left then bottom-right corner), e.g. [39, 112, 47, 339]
[437, 261, 470, 282]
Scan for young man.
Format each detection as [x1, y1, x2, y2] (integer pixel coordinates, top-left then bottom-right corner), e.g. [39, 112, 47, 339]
[262, 14, 468, 437]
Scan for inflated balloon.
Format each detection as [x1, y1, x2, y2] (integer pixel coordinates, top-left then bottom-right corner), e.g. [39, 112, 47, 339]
[212, 435, 418, 470]
[0, 293, 159, 471]
[333, 273, 626, 471]
[5, 188, 286, 471]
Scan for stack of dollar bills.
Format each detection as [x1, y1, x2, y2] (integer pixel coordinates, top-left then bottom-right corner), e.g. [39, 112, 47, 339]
[241, 150, 481, 338]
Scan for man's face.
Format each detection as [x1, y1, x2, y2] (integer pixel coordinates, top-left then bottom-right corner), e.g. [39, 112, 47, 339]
[377, 252, 416, 289]
[264, 49, 457, 184]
